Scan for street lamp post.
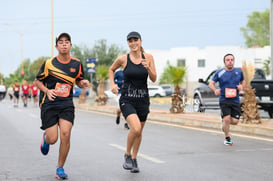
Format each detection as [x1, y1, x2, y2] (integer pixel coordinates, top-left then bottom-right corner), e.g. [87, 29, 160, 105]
[270, 0, 273, 80]
[5, 23, 36, 76]
[51, 0, 54, 57]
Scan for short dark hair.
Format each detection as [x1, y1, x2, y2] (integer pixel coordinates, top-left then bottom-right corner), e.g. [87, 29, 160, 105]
[223, 53, 234, 62]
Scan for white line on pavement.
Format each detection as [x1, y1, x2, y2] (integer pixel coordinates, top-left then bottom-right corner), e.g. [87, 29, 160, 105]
[148, 120, 273, 143]
[28, 113, 38, 119]
[109, 143, 165, 164]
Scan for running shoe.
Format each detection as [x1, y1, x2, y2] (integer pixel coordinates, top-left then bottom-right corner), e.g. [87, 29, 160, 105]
[123, 154, 133, 170]
[55, 167, 68, 180]
[116, 116, 120, 125]
[224, 136, 233, 146]
[40, 132, 50, 155]
[124, 123, 130, 130]
[131, 159, 140, 173]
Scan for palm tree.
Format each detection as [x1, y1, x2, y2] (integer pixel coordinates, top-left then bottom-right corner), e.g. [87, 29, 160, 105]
[241, 61, 260, 123]
[160, 65, 186, 113]
[95, 65, 109, 105]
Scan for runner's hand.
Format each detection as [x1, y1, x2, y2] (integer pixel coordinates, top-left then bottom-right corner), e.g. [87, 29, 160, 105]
[111, 85, 119, 95]
[214, 89, 220, 96]
[237, 84, 243, 92]
[79, 80, 90, 88]
[141, 58, 150, 70]
[46, 89, 56, 101]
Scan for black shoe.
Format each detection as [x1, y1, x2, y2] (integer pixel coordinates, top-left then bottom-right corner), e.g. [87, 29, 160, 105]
[116, 116, 120, 125]
[131, 159, 140, 173]
[123, 154, 133, 170]
[124, 123, 130, 130]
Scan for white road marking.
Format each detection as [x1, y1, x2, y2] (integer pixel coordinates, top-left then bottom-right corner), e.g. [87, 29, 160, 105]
[28, 113, 38, 119]
[109, 143, 165, 164]
[148, 120, 273, 143]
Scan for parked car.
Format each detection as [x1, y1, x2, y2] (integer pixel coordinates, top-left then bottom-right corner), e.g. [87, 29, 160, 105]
[148, 85, 166, 97]
[73, 86, 89, 97]
[160, 84, 174, 96]
[193, 68, 273, 118]
[104, 89, 117, 98]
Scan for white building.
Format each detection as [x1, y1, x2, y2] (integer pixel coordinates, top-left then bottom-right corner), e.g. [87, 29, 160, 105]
[148, 45, 271, 97]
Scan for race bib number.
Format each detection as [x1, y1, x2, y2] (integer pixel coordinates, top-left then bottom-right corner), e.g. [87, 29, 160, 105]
[225, 88, 237, 98]
[54, 83, 71, 97]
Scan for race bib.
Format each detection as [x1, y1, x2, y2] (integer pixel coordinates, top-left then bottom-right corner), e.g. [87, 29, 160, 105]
[54, 83, 71, 97]
[225, 88, 237, 98]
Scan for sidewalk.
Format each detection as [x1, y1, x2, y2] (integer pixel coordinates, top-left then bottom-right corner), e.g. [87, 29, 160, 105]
[75, 101, 273, 139]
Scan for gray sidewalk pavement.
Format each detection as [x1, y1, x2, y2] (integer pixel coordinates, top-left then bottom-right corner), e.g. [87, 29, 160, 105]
[75, 101, 273, 139]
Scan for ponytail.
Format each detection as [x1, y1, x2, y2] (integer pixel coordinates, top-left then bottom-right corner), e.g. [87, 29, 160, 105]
[140, 46, 145, 53]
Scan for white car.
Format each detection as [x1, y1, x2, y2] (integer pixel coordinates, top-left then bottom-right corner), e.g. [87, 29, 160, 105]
[148, 85, 166, 97]
[104, 90, 117, 98]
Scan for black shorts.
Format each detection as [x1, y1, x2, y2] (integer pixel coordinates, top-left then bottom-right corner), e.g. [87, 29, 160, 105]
[40, 106, 74, 130]
[119, 98, 149, 122]
[220, 100, 241, 120]
[14, 91, 19, 99]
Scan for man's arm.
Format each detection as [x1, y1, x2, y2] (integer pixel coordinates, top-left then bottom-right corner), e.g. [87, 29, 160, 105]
[76, 79, 90, 89]
[34, 79, 56, 101]
[209, 80, 220, 96]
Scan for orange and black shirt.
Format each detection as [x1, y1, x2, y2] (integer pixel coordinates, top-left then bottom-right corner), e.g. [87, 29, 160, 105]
[36, 56, 84, 109]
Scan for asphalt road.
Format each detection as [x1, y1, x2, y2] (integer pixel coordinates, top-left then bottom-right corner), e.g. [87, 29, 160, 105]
[0, 99, 273, 181]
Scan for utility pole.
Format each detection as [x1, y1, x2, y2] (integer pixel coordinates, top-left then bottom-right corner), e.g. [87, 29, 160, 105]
[270, 0, 273, 80]
[51, 0, 54, 57]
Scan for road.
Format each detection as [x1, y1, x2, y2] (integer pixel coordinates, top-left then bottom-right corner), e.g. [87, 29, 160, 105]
[0, 99, 273, 181]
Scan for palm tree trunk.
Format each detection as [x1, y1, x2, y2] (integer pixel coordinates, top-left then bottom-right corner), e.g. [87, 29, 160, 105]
[170, 85, 185, 113]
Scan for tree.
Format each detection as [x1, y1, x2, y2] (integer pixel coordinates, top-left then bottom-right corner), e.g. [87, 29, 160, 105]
[240, 9, 270, 47]
[241, 61, 260, 123]
[263, 58, 271, 76]
[159, 65, 186, 113]
[95, 65, 109, 105]
[90, 39, 126, 66]
[71, 40, 125, 100]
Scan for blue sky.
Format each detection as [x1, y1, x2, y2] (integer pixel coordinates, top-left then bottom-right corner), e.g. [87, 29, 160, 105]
[0, 0, 270, 76]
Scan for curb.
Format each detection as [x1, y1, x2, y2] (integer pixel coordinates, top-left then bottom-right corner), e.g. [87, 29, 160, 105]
[75, 102, 273, 139]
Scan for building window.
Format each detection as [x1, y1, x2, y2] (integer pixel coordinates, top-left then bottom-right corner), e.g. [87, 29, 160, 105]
[198, 59, 205, 67]
[177, 59, 186, 67]
[254, 58, 262, 64]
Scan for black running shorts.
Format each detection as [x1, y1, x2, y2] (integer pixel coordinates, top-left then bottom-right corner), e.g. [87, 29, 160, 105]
[14, 91, 19, 99]
[119, 98, 149, 122]
[220, 100, 241, 120]
[40, 106, 74, 130]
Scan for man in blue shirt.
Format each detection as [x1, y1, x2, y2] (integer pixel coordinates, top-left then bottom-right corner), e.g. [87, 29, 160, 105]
[209, 54, 245, 146]
[114, 69, 129, 129]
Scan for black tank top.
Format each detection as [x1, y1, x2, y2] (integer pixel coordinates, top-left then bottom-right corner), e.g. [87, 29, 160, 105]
[121, 53, 149, 99]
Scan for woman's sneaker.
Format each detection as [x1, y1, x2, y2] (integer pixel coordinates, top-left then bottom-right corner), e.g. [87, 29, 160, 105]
[123, 154, 133, 170]
[55, 167, 68, 180]
[224, 136, 233, 146]
[40, 132, 50, 155]
[116, 116, 120, 124]
[131, 159, 140, 173]
[124, 123, 130, 130]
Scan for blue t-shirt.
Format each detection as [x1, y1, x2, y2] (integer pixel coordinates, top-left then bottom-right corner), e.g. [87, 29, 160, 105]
[212, 68, 244, 103]
[114, 70, 124, 94]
